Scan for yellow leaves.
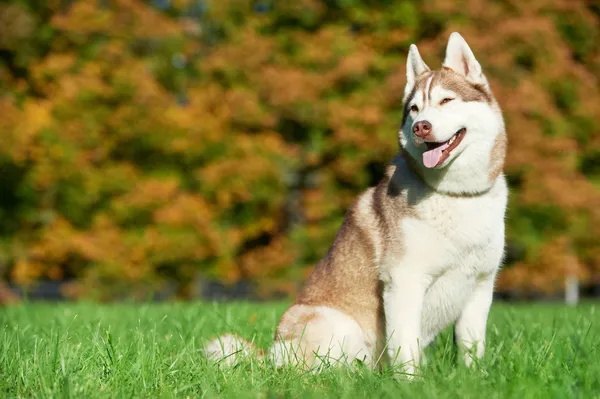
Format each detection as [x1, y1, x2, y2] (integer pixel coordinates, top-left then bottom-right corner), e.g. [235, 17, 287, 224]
[196, 132, 294, 208]
[30, 53, 76, 94]
[51, 2, 114, 36]
[261, 66, 328, 109]
[2, 0, 600, 299]
[122, 0, 182, 38]
[217, 258, 242, 284]
[240, 236, 297, 279]
[329, 102, 383, 138]
[117, 178, 180, 210]
[498, 236, 588, 295]
[203, 24, 274, 73]
[13, 218, 75, 284]
[198, 158, 270, 206]
[30, 218, 76, 264]
[154, 194, 213, 229]
[332, 48, 376, 83]
[68, 218, 155, 284]
[152, 193, 221, 258]
[52, 0, 181, 39]
[0, 99, 51, 164]
[164, 85, 231, 149]
[303, 188, 336, 223]
[278, 0, 326, 19]
[0, 4, 35, 50]
[71, 218, 122, 262]
[11, 260, 44, 285]
[225, 87, 277, 129]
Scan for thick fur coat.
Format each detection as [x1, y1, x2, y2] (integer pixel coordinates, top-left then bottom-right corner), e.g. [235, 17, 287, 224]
[205, 32, 508, 378]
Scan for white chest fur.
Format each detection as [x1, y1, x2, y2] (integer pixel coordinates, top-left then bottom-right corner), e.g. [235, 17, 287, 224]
[411, 179, 507, 340]
[381, 174, 508, 369]
[404, 177, 507, 278]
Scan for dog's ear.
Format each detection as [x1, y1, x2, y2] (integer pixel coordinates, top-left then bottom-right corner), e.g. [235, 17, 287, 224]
[443, 32, 487, 86]
[405, 44, 430, 97]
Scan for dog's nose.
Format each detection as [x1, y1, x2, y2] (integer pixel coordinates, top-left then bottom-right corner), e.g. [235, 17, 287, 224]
[413, 120, 432, 139]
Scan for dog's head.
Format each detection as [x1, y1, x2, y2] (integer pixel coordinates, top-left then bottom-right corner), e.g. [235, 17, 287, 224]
[400, 33, 506, 195]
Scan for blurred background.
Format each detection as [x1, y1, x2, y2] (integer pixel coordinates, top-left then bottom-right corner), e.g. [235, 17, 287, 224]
[0, 0, 599, 303]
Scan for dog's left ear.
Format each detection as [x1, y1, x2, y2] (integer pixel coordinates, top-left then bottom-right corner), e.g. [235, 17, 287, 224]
[443, 32, 487, 86]
[404, 44, 430, 99]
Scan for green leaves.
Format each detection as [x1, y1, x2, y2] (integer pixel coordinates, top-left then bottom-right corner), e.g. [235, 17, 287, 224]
[1, 0, 600, 298]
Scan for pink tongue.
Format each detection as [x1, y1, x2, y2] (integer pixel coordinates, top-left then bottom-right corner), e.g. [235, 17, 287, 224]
[423, 143, 450, 168]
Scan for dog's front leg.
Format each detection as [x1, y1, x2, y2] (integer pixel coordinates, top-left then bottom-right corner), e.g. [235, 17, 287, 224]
[383, 268, 429, 378]
[454, 274, 495, 367]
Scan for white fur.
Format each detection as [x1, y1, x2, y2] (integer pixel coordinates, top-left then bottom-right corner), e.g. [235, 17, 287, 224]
[204, 333, 256, 366]
[381, 158, 506, 375]
[401, 99, 504, 194]
[270, 306, 376, 369]
[384, 32, 507, 376]
[205, 33, 507, 379]
[401, 34, 504, 195]
[404, 44, 430, 100]
[443, 32, 488, 86]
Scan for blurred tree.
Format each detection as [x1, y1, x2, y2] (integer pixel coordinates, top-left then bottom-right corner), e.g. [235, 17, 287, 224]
[0, 0, 599, 300]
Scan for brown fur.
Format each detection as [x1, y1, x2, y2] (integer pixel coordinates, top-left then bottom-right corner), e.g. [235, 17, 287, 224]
[274, 158, 425, 361]
[403, 68, 493, 126]
[489, 131, 507, 183]
[436, 68, 493, 103]
[206, 37, 507, 370]
[402, 68, 505, 186]
[272, 66, 504, 367]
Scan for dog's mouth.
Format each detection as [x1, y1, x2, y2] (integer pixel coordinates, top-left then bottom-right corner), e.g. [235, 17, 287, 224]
[422, 128, 467, 168]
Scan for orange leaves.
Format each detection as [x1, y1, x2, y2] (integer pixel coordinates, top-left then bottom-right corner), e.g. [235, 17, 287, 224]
[225, 87, 277, 129]
[240, 236, 298, 279]
[12, 260, 45, 286]
[334, 52, 373, 84]
[51, 2, 114, 36]
[2, 0, 600, 299]
[29, 53, 77, 95]
[12, 218, 75, 285]
[260, 66, 327, 110]
[196, 132, 295, 209]
[51, 0, 181, 39]
[0, 99, 52, 164]
[202, 24, 274, 76]
[71, 218, 125, 263]
[498, 236, 587, 295]
[117, 178, 180, 210]
[328, 100, 384, 141]
[29, 218, 76, 265]
[154, 193, 214, 232]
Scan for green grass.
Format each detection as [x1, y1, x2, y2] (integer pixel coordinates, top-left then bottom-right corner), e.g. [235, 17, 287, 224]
[1, 301, 599, 398]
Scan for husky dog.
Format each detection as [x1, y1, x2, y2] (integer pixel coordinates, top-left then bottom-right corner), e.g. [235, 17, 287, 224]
[205, 32, 507, 377]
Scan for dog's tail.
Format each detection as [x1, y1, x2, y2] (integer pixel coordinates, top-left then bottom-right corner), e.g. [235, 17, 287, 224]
[203, 334, 264, 365]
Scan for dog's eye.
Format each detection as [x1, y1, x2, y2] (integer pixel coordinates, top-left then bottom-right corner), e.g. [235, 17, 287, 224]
[410, 105, 419, 113]
[440, 98, 454, 105]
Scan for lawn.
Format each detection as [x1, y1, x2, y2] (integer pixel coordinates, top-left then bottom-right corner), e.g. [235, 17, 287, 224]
[1, 301, 598, 398]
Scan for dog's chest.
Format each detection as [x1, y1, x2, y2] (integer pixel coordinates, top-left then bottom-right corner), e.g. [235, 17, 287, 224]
[401, 185, 506, 277]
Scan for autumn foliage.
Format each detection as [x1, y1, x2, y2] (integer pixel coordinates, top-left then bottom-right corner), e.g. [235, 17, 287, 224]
[0, 0, 599, 300]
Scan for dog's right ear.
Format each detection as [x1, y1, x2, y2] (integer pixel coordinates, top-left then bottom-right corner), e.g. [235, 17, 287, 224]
[443, 32, 487, 86]
[405, 44, 430, 98]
